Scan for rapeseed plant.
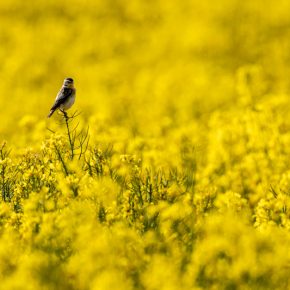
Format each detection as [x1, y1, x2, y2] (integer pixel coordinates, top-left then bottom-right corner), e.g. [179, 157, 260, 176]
[1, 0, 290, 289]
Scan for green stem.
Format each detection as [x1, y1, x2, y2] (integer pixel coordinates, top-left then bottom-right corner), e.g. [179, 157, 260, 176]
[62, 111, 74, 160]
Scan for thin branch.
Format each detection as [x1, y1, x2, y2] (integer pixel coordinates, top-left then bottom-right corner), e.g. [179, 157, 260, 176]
[61, 110, 75, 160]
[54, 144, 69, 176]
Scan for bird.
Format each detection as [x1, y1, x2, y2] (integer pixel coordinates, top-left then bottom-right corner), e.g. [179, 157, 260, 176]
[47, 77, 76, 118]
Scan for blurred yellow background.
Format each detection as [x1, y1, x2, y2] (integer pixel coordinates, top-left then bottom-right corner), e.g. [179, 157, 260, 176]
[1, 0, 289, 144]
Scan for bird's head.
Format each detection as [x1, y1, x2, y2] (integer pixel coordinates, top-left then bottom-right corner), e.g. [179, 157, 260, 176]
[63, 78, 74, 88]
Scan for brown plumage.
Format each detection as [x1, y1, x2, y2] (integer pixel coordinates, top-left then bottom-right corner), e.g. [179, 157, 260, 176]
[48, 78, 76, 118]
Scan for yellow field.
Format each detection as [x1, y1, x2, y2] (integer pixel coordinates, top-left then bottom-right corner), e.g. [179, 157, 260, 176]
[1, 0, 290, 289]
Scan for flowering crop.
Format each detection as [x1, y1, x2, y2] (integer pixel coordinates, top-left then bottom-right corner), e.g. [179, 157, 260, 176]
[1, 0, 290, 289]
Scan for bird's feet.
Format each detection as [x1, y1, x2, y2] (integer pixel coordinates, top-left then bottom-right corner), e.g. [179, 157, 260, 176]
[60, 109, 68, 119]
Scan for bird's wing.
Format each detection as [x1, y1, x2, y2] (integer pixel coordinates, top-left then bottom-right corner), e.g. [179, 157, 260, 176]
[50, 87, 73, 111]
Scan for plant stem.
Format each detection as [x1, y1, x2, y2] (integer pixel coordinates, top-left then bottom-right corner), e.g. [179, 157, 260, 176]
[54, 144, 69, 176]
[62, 111, 74, 160]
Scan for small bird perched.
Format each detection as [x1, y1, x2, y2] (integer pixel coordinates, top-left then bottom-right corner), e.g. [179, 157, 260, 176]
[47, 77, 76, 118]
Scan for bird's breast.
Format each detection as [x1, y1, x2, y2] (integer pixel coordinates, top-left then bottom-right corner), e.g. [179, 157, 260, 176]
[61, 92, 76, 110]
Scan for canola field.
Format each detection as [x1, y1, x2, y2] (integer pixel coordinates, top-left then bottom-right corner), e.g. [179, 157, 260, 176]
[1, 0, 290, 289]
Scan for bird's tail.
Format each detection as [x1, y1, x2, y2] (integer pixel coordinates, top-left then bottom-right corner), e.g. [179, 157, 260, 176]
[47, 109, 55, 118]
